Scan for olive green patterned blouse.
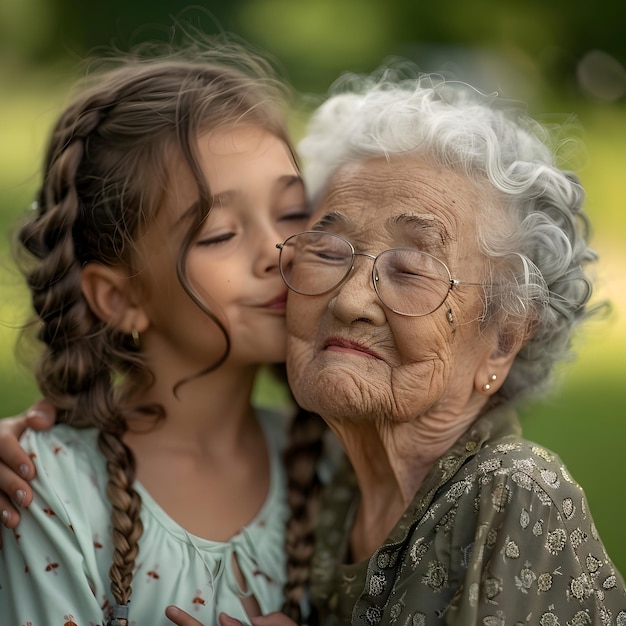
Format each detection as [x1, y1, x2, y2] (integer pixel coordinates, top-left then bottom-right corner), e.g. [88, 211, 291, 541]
[310, 406, 626, 626]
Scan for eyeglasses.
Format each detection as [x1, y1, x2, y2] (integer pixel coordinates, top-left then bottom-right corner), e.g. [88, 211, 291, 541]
[276, 231, 483, 317]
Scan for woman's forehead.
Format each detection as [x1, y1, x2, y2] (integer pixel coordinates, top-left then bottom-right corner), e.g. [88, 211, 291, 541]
[309, 208, 452, 255]
[311, 156, 483, 244]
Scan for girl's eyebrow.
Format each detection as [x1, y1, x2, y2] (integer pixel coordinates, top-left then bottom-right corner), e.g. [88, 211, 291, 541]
[209, 174, 304, 207]
[176, 175, 305, 227]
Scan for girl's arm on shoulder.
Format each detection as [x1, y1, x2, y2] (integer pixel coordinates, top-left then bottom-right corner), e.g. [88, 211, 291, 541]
[0, 400, 55, 530]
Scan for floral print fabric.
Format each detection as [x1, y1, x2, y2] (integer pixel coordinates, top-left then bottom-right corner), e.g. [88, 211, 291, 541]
[0, 408, 289, 626]
[310, 406, 626, 626]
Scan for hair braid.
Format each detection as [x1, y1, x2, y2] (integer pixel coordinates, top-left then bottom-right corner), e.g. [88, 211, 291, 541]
[20, 104, 109, 420]
[281, 408, 327, 623]
[99, 430, 143, 612]
[18, 93, 146, 623]
[15, 40, 297, 624]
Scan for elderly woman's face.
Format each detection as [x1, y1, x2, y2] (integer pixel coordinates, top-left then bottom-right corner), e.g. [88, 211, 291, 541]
[286, 156, 500, 425]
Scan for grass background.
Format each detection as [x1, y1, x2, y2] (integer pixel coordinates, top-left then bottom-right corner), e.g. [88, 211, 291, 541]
[1, 68, 625, 578]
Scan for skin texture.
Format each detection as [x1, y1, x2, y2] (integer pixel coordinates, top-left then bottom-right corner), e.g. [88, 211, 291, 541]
[286, 156, 518, 559]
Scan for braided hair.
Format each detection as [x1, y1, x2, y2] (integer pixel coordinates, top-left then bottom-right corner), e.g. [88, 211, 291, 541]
[280, 406, 327, 623]
[15, 39, 294, 624]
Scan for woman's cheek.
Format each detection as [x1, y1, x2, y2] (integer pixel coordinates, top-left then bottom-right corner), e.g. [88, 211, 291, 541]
[286, 334, 315, 404]
[386, 359, 447, 421]
[286, 292, 321, 353]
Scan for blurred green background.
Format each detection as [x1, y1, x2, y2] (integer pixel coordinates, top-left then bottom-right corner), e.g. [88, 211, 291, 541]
[1, 0, 625, 576]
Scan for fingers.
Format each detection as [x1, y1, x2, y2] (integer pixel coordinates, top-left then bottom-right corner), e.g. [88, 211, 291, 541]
[251, 612, 299, 626]
[0, 401, 54, 481]
[165, 606, 206, 626]
[23, 400, 56, 432]
[0, 400, 55, 534]
[219, 614, 246, 626]
[0, 418, 35, 520]
[0, 419, 35, 531]
[0, 468, 28, 547]
[0, 490, 21, 549]
[164, 607, 297, 626]
[0, 460, 30, 515]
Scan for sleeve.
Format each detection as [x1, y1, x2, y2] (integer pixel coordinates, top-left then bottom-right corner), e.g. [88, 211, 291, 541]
[446, 457, 626, 625]
[0, 428, 109, 625]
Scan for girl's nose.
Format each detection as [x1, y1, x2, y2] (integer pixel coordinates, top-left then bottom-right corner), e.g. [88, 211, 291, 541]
[254, 226, 282, 275]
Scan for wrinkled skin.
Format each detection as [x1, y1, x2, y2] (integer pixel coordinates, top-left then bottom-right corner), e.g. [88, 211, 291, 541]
[285, 156, 519, 556]
[287, 157, 502, 431]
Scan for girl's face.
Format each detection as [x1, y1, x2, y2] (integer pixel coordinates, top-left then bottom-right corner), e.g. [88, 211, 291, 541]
[136, 126, 308, 378]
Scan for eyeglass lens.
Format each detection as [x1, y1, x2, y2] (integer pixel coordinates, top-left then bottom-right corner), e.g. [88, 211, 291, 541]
[279, 232, 452, 316]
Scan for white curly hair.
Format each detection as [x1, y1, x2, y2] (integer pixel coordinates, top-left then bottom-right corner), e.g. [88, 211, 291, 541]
[299, 71, 600, 403]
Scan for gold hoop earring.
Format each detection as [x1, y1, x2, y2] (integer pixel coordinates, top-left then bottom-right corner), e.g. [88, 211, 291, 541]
[483, 373, 497, 392]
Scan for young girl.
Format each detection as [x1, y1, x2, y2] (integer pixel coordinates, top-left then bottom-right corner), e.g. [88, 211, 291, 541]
[0, 40, 325, 626]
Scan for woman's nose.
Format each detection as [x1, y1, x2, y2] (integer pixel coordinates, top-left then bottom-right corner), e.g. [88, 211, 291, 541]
[328, 256, 386, 325]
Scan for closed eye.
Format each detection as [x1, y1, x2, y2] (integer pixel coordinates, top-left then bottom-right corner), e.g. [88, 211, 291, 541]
[197, 232, 235, 246]
[304, 245, 350, 263]
[279, 210, 310, 222]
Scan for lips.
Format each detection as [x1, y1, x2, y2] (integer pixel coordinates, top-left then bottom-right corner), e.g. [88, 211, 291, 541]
[263, 292, 287, 310]
[324, 336, 382, 359]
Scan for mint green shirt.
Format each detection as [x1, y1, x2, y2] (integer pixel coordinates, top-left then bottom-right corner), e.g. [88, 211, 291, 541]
[0, 409, 289, 625]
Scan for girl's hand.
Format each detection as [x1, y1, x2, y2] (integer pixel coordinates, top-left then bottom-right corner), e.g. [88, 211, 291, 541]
[247, 613, 300, 626]
[221, 612, 298, 626]
[165, 606, 206, 625]
[165, 608, 299, 626]
[0, 401, 55, 531]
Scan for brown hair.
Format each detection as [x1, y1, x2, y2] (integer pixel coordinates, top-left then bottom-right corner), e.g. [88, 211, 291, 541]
[281, 407, 327, 622]
[15, 38, 294, 624]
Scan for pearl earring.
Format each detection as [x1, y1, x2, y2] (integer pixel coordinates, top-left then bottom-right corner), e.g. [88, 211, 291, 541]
[483, 374, 497, 392]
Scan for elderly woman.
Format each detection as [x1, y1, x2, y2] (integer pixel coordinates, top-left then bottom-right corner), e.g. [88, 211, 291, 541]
[2, 74, 625, 626]
[277, 74, 626, 625]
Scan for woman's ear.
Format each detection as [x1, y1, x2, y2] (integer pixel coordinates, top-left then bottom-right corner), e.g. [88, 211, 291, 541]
[474, 348, 517, 395]
[474, 326, 529, 395]
[80, 263, 149, 335]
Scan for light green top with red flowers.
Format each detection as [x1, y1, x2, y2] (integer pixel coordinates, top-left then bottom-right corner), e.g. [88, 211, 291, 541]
[0, 408, 289, 626]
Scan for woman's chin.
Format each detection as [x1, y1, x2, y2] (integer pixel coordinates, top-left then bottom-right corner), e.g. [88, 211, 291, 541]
[292, 366, 373, 419]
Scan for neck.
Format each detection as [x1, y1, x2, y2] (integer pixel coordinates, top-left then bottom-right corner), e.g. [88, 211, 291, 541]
[331, 407, 477, 563]
[121, 361, 280, 541]
[126, 361, 260, 454]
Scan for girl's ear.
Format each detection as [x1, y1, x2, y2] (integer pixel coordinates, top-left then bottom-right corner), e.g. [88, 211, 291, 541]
[80, 263, 149, 335]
